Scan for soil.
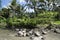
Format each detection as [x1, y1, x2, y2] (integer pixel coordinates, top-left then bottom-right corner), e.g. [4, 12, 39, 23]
[0, 29, 60, 40]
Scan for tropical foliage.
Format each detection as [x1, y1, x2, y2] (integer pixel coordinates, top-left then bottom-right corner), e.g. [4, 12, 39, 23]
[0, 0, 60, 29]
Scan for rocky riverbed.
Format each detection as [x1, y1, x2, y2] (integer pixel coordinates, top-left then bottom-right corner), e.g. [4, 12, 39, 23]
[0, 29, 60, 40]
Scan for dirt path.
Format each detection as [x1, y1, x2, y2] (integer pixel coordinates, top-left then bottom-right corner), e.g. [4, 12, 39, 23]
[0, 29, 60, 40]
[0, 29, 30, 40]
[45, 31, 60, 40]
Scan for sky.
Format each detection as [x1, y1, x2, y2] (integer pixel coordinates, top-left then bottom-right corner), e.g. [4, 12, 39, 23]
[1, 0, 29, 8]
[1, 0, 32, 8]
[1, 0, 34, 12]
[1, 0, 12, 8]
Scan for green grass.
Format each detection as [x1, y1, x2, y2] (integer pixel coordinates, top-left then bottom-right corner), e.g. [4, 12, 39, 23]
[54, 21, 60, 25]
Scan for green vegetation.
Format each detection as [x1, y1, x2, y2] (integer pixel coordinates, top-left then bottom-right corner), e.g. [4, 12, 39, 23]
[0, 16, 7, 28]
[0, 0, 60, 29]
[54, 21, 60, 25]
[7, 17, 37, 28]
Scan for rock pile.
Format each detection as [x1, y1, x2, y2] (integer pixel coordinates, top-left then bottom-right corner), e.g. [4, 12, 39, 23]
[15, 28, 47, 37]
[15, 28, 48, 40]
[51, 28, 60, 34]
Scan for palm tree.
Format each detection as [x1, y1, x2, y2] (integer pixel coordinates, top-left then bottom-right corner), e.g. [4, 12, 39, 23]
[1, 8, 10, 18]
[9, 0, 24, 17]
[25, 0, 45, 17]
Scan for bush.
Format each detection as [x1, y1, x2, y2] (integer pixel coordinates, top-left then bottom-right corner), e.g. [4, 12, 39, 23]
[0, 16, 7, 28]
[37, 11, 58, 24]
[0, 11, 58, 29]
[7, 16, 37, 29]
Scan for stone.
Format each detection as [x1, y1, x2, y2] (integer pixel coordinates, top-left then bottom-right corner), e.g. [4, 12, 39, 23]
[26, 32, 30, 36]
[22, 29, 26, 37]
[23, 32, 26, 37]
[17, 31, 23, 37]
[54, 29, 60, 34]
[23, 31, 26, 37]
[34, 31, 41, 36]
[30, 36, 44, 40]
[29, 30, 33, 35]
[39, 36, 44, 40]
[42, 30, 47, 35]
[15, 28, 19, 32]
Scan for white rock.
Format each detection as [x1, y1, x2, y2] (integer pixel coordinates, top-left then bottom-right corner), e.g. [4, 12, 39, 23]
[18, 31, 23, 36]
[24, 33, 26, 36]
[31, 36, 44, 40]
[56, 29, 60, 33]
[15, 28, 19, 31]
[29, 30, 33, 35]
[34, 31, 41, 36]
[22, 29, 26, 37]
[42, 30, 47, 35]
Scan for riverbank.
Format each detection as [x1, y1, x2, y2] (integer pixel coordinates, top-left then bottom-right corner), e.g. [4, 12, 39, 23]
[0, 29, 60, 40]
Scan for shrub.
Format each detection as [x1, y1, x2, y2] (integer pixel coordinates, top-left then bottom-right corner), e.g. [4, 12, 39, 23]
[37, 11, 58, 24]
[3, 11, 58, 29]
[7, 16, 37, 29]
[0, 16, 7, 28]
